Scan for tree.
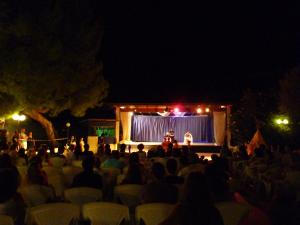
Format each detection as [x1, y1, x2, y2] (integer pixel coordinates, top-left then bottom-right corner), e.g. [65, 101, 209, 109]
[231, 88, 278, 146]
[0, 0, 108, 143]
[279, 66, 300, 145]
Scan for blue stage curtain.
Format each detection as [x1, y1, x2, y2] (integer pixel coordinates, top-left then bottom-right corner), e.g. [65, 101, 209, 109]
[131, 115, 214, 143]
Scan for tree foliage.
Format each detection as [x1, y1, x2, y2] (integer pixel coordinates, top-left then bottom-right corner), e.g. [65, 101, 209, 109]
[279, 66, 300, 145]
[0, 0, 108, 140]
[231, 88, 278, 146]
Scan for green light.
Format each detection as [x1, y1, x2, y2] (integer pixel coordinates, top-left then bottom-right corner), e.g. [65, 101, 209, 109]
[276, 119, 282, 125]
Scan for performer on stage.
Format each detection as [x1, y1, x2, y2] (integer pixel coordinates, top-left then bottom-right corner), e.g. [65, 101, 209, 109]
[184, 131, 193, 145]
[168, 129, 175, 143]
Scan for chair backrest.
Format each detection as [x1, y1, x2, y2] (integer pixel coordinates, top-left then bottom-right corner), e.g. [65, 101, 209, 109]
[215, 201, 250, 225]
[43, 166, 62, 177]
[49, 157, 65, 168]
[114, 184, 143, 208]
[27, 203, 80, 225]
[64, 187, 103, 205]
[135, 203, 174, 225]
[83, 202, 129, 225]
[47, 174, 65, 198]
[0, 215, 14, 225]
[19, 184, 55, 207]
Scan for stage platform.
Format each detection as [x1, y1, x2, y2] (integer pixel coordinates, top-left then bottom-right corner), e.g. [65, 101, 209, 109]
[119, 141, 221, 154]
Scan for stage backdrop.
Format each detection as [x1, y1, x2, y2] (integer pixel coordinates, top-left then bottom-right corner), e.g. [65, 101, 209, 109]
[131, 115, 214, 143]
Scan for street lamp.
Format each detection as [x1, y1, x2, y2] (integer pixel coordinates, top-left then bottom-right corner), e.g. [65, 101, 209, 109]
[12, 113, 26, 130]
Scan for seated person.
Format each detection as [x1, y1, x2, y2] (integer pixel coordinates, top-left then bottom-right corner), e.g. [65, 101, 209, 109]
[137, 143, 147, 161]
[101, 150, 124, 169]
[168, 129, 175, 143]
[165, 158, 184, 185]
[140, 162, 178, 204]
[72, 156, 103, 189]
[184, 131, 193, 145]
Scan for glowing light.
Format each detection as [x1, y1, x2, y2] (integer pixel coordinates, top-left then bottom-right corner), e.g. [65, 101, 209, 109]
[120, 106, 125, 109]
[66, 122, 71, 127]
[283, 119, 289, 124]
[174, 108, 179, 113]
[12, 114, 19, 120]
[54, 147, 58, 153]
[129, 112, 134, 116]
[205, 108, 210, 113]
[221, 105, 226, 108]
[197, 108, 202, 113]
[276, 119, 282, 125]
[12, 113, 26, 121]
[47, 149, 50, 154]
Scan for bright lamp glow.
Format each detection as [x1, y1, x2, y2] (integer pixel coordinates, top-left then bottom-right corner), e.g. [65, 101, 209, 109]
[19, 115, 26, 121]
[197, 108, 202, 113]
[205, 108, 210, 113]
[276, 119, 283, 125]
[174, 107, 179, 113]
[12, 113, 26, 121]
[12, 114, 20, 120]
[283, 119, 289, 124]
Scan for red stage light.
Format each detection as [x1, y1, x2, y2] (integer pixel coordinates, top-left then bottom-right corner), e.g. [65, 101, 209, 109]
[174, 107, 179, 113]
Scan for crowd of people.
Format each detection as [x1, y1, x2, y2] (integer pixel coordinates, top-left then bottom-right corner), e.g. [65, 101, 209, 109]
[0, 136, 299, 225]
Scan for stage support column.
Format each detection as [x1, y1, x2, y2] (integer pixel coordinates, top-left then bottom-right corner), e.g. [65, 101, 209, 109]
[115, 106, 120, 149]
[226, 105, 232, 148]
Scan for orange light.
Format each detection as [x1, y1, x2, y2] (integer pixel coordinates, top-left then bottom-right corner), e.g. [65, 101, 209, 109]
[205, 108, 210, 112]
[197, 108, 202, 113]
[120, 106, 125, 109]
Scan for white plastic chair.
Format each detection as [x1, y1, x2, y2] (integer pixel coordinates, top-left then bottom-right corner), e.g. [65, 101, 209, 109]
[26, 203, 80, 225]
[215, 201, 250, 225]
[135, 203, 174, 225]
[64, 187, 103, 205]
[0, 215, 14, 225]
[114, 184, 143, 209]
[43, 166, 62, 177]
[83, 202, 129, 225]
[49, 157, 66, 168]
[47, 174, 65, 198]
[19, 184, 55, 207]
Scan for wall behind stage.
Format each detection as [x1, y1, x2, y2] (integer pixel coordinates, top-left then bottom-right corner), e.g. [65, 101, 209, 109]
[131, 115, 214, 143]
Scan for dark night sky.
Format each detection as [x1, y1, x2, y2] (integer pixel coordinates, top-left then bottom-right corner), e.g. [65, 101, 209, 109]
[103, 1, 300, 104]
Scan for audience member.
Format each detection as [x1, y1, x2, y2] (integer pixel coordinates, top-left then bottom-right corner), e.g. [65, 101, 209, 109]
[158, 172, 224, 225]
[165, 158, 184, 185]
[72, 155, 103, 189]
[140, 162, 178, 204]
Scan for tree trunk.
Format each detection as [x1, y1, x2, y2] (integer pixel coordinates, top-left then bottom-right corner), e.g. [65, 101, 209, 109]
[24, 109, 57, 146]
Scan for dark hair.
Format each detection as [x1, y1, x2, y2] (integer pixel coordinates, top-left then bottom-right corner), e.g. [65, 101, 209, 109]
[166, 158, 178, 175]
[137, 143, 144, 151]
[82, 156, 95, 171]
[151, 162, 165, 180]
[120, 144, 126, 152]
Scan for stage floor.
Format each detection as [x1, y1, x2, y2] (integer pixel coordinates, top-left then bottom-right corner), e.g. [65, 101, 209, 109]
[119, 140, 220, 154]
[120, 140, 218, 147]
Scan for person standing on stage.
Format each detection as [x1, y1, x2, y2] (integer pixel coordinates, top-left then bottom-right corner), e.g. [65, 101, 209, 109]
[27, 131, 35, 151]
[12, 130, 19, 150]
[19, 128, 28, 150]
